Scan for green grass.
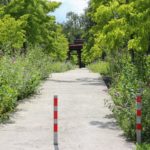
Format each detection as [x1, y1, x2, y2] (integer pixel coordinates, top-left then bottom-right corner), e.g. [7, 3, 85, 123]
[51, 61, 75, 73]
[87, 61, 109, 75]
[136, 144, 150, 150]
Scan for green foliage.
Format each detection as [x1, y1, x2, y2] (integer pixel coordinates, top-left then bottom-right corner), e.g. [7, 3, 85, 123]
[142, 88, 150, 142]
[50, 61, 75, 73]
[83, 0, 150, 63]
[0, 0, 68, 59]
[87, 61, 109, 75]
[0, 15, 26, 54]
[0, 47, 74, 121]
[49, 26, 68, 61]
[85, 0, 150, 143]
[110, 60, 150, 141]
[0, 48, 49, 120]
[3, 0, 60, 45]
[146, 56, 150, 84]
[136, 144, 150, 150]
[62, 11, 86, 43]
[0, 0, 72, 123]
[110, 62, 138, 139]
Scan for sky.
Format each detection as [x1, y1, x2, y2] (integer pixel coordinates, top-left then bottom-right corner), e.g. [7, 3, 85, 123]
[50, 0, 89, 23]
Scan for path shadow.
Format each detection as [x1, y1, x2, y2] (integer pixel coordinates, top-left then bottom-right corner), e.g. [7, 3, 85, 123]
[90, 120, 134, 143]
[54, 145, 59, 150]
[90, 114, 119, 130]
[49, 77, 105, 86]
[89, 114, 134, 143]
[103, 89, 108, 93]
[76, 77, 105, 86]
[104, 114, 115, 119]
[90, 120, 119, 130]
[49, 79, 76, 83]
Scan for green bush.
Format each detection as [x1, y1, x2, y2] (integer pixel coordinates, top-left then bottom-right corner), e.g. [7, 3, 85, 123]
[142, 88, 150, 142]
[136, 144, 150, 150]
[110, 61, 150, 142]
[0, 48, 50, 120]
[146, 56, 150, 85]
[88, 58, 150, 143]
[110, 62, 138, 139]
[0, 48, 74, 121]
[87, 61, 109, 75]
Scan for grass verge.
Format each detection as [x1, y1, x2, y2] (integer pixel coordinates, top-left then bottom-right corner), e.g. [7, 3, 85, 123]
[87, 61, 109, 75]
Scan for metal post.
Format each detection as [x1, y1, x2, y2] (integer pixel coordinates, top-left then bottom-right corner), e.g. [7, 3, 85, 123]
[136, 94, 142, 144]
[54, 95, 58, 145]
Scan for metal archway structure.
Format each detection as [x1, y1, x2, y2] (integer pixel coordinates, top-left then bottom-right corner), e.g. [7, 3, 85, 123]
[68, 39, 84, 68]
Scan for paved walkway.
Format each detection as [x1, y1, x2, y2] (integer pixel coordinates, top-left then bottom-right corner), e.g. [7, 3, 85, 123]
[0, 69, 135, 150]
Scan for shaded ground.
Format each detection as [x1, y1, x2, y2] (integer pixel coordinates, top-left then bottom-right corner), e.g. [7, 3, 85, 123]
[0, 68, 135, 150]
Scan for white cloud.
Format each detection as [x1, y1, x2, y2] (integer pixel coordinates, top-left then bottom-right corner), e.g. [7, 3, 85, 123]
[50, 0, 89, 22]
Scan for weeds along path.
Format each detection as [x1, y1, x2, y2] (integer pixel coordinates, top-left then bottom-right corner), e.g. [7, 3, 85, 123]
[0, 68, 135, 150]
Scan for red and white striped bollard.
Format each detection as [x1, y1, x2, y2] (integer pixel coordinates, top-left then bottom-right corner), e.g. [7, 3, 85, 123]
[54, 95, 58, 145]
[136, 93, 142, 144]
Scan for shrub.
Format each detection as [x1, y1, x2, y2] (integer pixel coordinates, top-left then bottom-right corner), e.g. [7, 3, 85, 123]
[136, 144, 150, 150]
[87, 61, 109, 75]
[0, 15, 26, 54]
[0, 47, 74, 121]
[142, 88, 150, 142]
[110, 61, 150, 142]
[110, 62, 139, 139]
[88, 59, 150, 142]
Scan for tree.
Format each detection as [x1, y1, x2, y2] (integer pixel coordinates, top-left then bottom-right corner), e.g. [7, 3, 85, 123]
[0, 0, 68, 59]
[0, 15, 26, 55]
[83, 0, 150, 67]
[49, 25, 68, 61]
[3, 0, 60, 46]
[62, 11, 85, 43]
[83, 0, 150, 142]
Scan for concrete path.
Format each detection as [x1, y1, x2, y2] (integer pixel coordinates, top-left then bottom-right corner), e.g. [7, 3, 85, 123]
[0, 68, 135, 150]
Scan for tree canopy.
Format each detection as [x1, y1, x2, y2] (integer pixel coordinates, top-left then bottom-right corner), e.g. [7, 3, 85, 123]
[0, 0, 68, 61]
[83, 0, 150, 64]
[62, 11, 86, 43]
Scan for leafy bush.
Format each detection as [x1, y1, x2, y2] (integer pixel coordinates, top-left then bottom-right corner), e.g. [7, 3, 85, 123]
[0, 48, 49, 120]
[83, 0, 150, 144]
[87, 61, 109, 75]
[136, 144, 150, 150]
[110, 61, 150, 142]
[88, 59, 150, 142]
[146, 56, 150, 85]
[142, 88, 150, 142]
[0, 47, 74, 121]
[110, 63, 139, 139]
[0, 15, 26, 54]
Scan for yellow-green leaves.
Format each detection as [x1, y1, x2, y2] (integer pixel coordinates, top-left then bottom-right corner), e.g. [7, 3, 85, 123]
[0, 15, 26, 53]
[83, 0, 150, 63]
[94, 5, 112, 25]
[0, 0, 67, 59]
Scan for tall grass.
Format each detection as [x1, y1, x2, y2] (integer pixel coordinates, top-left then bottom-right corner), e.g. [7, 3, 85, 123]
[87, 61, 109, 75]
[50, 61, 75, 73]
